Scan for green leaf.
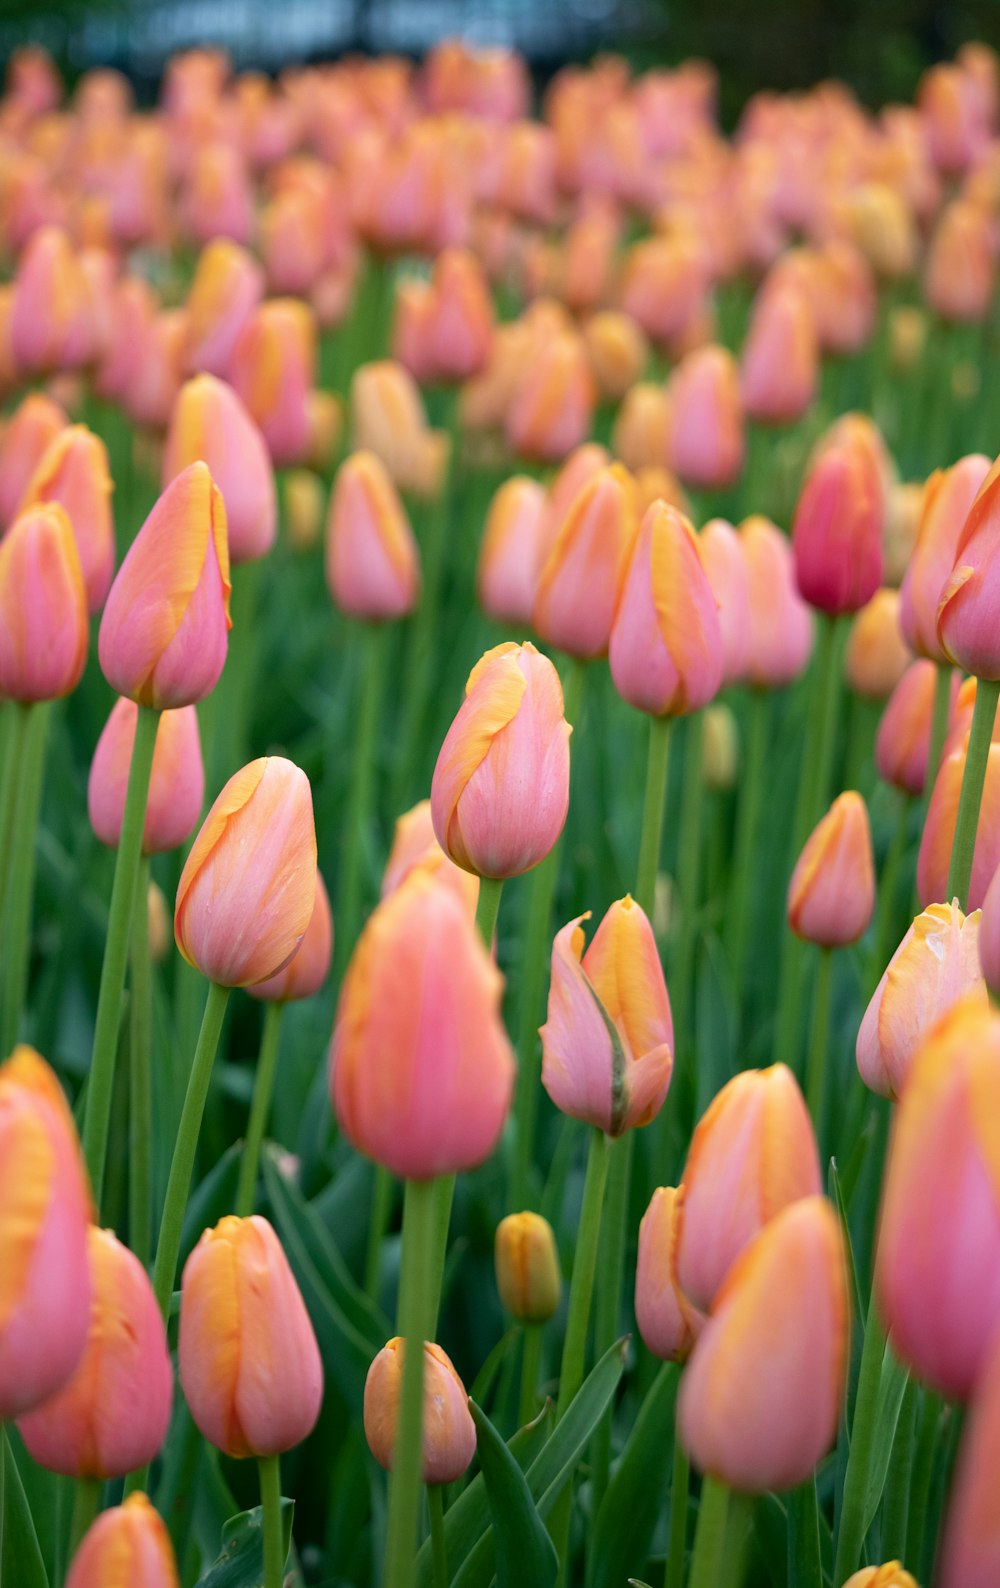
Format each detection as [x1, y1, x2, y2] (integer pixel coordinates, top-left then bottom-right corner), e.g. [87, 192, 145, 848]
[828, 1158, 864, 1326]
[180, 1141, 242, 1269]
[1, 1430, 48, 1588]
[197, 1500, 294, 1587]
[861, 1348, 911, 1535]
[589, 1362, 678, 1588]
[470, 1401, 558, 1588]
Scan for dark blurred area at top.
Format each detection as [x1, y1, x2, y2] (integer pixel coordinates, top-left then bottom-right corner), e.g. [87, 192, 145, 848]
[1, 0, 998, 121]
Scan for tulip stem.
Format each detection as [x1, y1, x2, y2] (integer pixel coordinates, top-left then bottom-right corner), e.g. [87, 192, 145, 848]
[636, 715, 672, 919]
[151, 980, 231, 1318]
[259, 1454, 285, 1588]
[665, 1432, 689, 1588]
[384, 1176, 436, 1588]
[687, 1477, 730, 1588]
[428, 1485, 448, 1588]
[945, 675, 1000, 908]
[792, 613, 842, 854]
[364, 1165, 394, 1300]
[833, 1287, 887, 1583]
[336, 621, 388, 979]
[0, 702, 26, 905]
[519, 1325, 543, 1426]
[236, 1000, 285, 1217]
[870, 793, 911, 991]
[129, 855, 153, 1266]
[672, 711, 705, 1048]
[0, 701, 51, 1059]
[426, 1173, 456, 1337]
[68, 1476, 102, 1557]
[82, 703, 160, 1206]
[590, 1131, 632, 1510]
[727, 689, 768, 988]
[804, 948, 834, 1135]
[925, 661, 953, 804]
[557, 1127, 610, 1415]
[474, 875, 504, 949]
[787, 1477, 822, 1588]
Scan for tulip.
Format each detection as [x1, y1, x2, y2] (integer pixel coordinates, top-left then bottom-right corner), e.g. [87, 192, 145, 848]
[697, 518, 751, 687]
[675, 1064, 821, 1312]
[306, 391, 343, 474]
[88, 699, 204, 855]
[582, 310, 649, 401]
[163, 374, 276, 564]
[476, 476, 548, 625]
[430, 641, 571, 878]
[534, 464, 636, 660]
[230, 299, 316, 468]
[331, 868, 515, 1179]
[424, 248, 495, 384]
[938, 1330, 1000, 1587]
[94, 277, 157, 406]
[0, 1047, 92, 1419]
[544, 442, 611, 547]
[351, 361, 449, 502]
[788, 792, 875, 947]
[937, 453, 1000, 680]
[925, 200, 996, 323]
[18, 1226, 172, 1477]
[841, 1569, 917, 1588]
[740, 282, 818, 424]
[609, 502, 724, 715]
[506, 330, 595, 463]
[249, 871, 333, 1003]
[325, 451, 420, 621]
[635, 1185, 701, 1362]
[668, 345, 744, 491]
[0, 391, 67, 530]
[65, 1493, 179, 1588]
[283, 468, 324, 552]
[900, 455, 990, 662]
[180, 1214, 323, 1457]
[844, 589, 912, 700]
[678, 1197, 848, 1492]
[16, 425, 115, 614]
[848, 183, 919, 280]
[620, 234, 707, 349]
[98, 462, 231, 710]
[495, 1212, 561, 1323]
[702, 704, 739, 790]
[876, 996, 1000, 1399]
[740, 514, 814, 687]
[184, 238, 264, 379]
[381, 799, 479, 919]
[540, 896, 673, 1136]
[175, 756, 317, 988]
[0, 503, 89, 704]
[793, 444, 883, 616]
[125, 309, 188, 432]
[364, 1340, 476, 1484]
[612, 383, 671, 474]
[633, 464, 690, 518]
[917, 738, 1000, 910]
[875, 659, 958, 796]
[9, 226, 93, 374]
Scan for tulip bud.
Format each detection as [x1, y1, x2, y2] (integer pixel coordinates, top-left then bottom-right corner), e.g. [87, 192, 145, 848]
[841, 1568, 917, 1588]
[163, 374, 276, 565]
[740, 283, 818, 425]
[877, 996, 1000, 1399]
[698, 517, 752, 688]
[382, 799, 479, 919]
[180, 1214, 322, 1457]
[844, 589, 912, 701]
[0, 500, 89, 702]
[306, 391, 343, 474]
[0, 1047, 92, 1418]
[533, 464, 636, 660]
[495, 1212, 561, 1323]
[332, 869, 515, 1178]
[918, 739, 1000, 910]
[612, 383, 671, 474]
[544, 443, 611, 542]
[740, 514, 815, 687]
[175, 756, 317, 988]
[18, 1226, 172, 1478]
[10, 226, 93, 374]
[184, 238, 264, 379]
[351, 361, 449, 502]
[875, 659, 958, 796]
[148, 881, 170, 964]
[937, 453, 1000, 681]
[506, 330, 595, 463]
[702, 704, 739, 791]
[325, 451, 420, 621]
[793, 444, 883, 616]
[938, 1330, 1000, 1587]
[16, 424, 114, 615]
[364, 1339, 476, 1484]
[65, 1493, 179, 1588]
[230, 299, 316, 467]
[541, 896, 673, 1137]
[425, 248, 495, 384]
[430, 641, 571, 878]
[282, 468, 324, 552]
[88, 700, 204, 855]
[476, 476, 548, 626]
[582, 310, 649, 402]
[900, 455, 991, 662]
[633, 465, 690, 518]
[788, 792, 875, 947]
[668, 345, 744, 491]
[0, 392, 67, 531]
[675, 1064, 820, 1312]
[925, 200, 996, 323]
[635, 1186, 701, 1363]
[249, 871, 333, 1003]
[679, 1197, 848, 1492]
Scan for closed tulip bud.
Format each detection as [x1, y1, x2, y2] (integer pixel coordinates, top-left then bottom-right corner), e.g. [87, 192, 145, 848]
[877, 996, 1000, 1398]
[184, 239, 264, 379]
[306, 391, 343, 474]
[506, 330, 595, 463]
[876, 659, 958, 796]
[918, 739, 1000, 910]
[230, 299, 316, 468]
[925, 200, 996, 323]
[740, 514, 815, 687]
[426, 248, 494, 384]
[249, 871, 333, 1004]
[793, 444, 883, 616]
[884, 480, 924, 587]
[788, 792, 875, 946]
[381, 799, 479, 919]
[364, 1340, 476, 1484]
[633, 465, 690, 518]
[10, 226, 93, 374]
[16, 425, 114, 614]
[0, 392, 67, 531]
[702, 704, 739, 791]
[848, 183, 919, 280]
[392, 279, 436, 385]
[582, 310, 649, 402]
[98, 463, 231, 710]
[841, 1568, 917, 1588]
[65, 1493, 179, 1588]
[163, 375, 275, 565]
[698, 518, 751, 687]
[844, 589, 912, 701]
[937, 453, 1000, 680]
[18, 1226, 172, 1478]
[331, 869, 515, 1178]
[148, 881, 170, 964]
[534, 464, 636, 660]
[495, 1212, 561, 1322]
[0, 504, 88, 703]
[351, 361, 449, 502]
[669, 345, 744, 491]
[476, 476, 548, 625]
[900, 454, 991, 662]
[941, 676, 1000, 763]
[88, 700, 204, 855]
[0, 1047, 92, 1419]
[431, 641, 571, 878]
[938, 1331, 1000, 1587]
[544, 443, 611, 541]
[282, 468, 324, 552]
[180, 1214, 322, 1457]
[635, 1186, 702, 1363]
[679, 1197, 848, 1492]
[325, 451, 420, 621]
[889, 305, 928, 373]
[541, 896, 673, 1136]
[175, 756, 316, 988]
[612, 383, 672, 474]
[740, 283, 818, 425]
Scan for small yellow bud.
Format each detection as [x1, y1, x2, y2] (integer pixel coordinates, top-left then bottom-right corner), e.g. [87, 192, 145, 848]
[495, 1212, 561, 1323]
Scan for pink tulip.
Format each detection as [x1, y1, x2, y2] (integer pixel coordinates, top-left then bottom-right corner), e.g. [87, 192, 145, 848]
[787, 792, 876, 947]
[476, 476, 548, 626]
[740, 282, 819, 425]
[0, 392, 67, 531]
[917, 739, 1000, 910]
[698, 519, 752, 687]
[668, 345, 744, 491]
[939, 1331, 1000, 1587]
[163, 374, 276, 565]
[792, 443, 883, 616]
[937, 453, 1000, 681]
[900, 455, 991, 663]
[875, 659, 959, 796]
[184, 239, 264, 379]
[325, 451, 420, 621]
[230, 299, 316, 467]
[0, 504, 89, 703]
[635, 1186, 702, 1362]
[17, 425, 115, 613]
[9, 226, 93, 374]
[740, 514, 814, 687]
[533, 464, 636, 660]
[249, 872, 333, 1003]
[365, 1340, 476, 1484]
[88, 699, 204, 855]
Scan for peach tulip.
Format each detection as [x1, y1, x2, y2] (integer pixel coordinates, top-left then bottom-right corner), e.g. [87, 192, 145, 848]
[534, 464, 636, 659]
[788, 792, 875, 947]
[978, 861, 1000, 997]
[668, 345, 744, 491]
[476, 476, 548, 626]
[495, 1212, 561, 1323]
[381, 799, 479, 919]
[875, 659, 958, 796]
[163, 374, 276, 564]
[544, 443, 611, 544]
[184, 239, 264, 379]
[925, 200, 997, 323]
[740, 514, 814, 687]
[695, 517, 751, 688]
[230, 299, 316, 467]
[249, 871, 333, 1003]
[793, 444, 883, 616]
[0, 503, 88, 703]
[424, 248, 495, 384]
[900, 455, 991, 663]
[505, 330, 595, 463]
[938, 1331, 1000, 1587]
[9, 226, 93, 374]
[635, 1185, 702, 1363]
[612, 383, 671, 474]
[351, 361, 449, 501]
[364, 1340, 475, 1484]
[17, 425, 115, 614]
[325, 451, 420, 621]
[0, 392, 67, 531]
[740, 282, 818, 425]
[843, 589, 912, 701]
[841, 1568, 917, 1588]
[65, 1493, 179, 1588]
[937, 453, 1000, 680]
[88, 699, 204, 855]
[917, 739, 1000, 910]
[582, 310, 649, 402]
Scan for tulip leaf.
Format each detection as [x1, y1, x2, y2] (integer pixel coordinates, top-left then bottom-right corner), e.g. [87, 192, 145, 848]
[470, 1401, 558, 1588]
[1, 1430, 48, 1588]
[197, 1500, 294, 1587]
[180, 1141, 242, 1269]
[589, 1361, 678, 1588]
[861, 1347, 911, 1535]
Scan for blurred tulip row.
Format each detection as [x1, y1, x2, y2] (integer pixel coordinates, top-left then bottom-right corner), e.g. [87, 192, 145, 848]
[3, 28, 1000, 1588]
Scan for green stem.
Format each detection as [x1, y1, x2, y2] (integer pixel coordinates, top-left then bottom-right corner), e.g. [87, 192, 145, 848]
[905, 1389, 941, 1572]
[0, 704, 26, 907]
[946, 676, 1000, 907]
[425, 1173, 456, 1337]
[82, 704, 160, 1205]
[672, 712, 705, 1045]
[833, 1288, 887, 1583]
[0, 702, 50, 1058]
[259, 1453, 285, 1588]
[236, 1001, 284, 1217]
[791, 614, 842, 854]
[880, 1374, 917, 1561]
[335, 621, 388, 978]
[384, 1177, 436, 1588]
[786, 1478, 822, 1588]
[474, 875, 504, 949]
[687, 1477, 730, 1588]
[151, 981, 231, 1318]
[519, 1325, 543, 1427]
[365, 1165, 394, 1300]
[68, 1476, 102, 1557]
[925, 661, 953, 803]
[727, 690, 768, 987]
[636, 715, 672, 918]
[804, 948, 834, 1134]
[665, 1433, 689, 1588]
[129, 855, 153, 1266]
[428, 1485, 448, 1588]
[870, 794, 911, 991]
[590, 1131, 632, 1511]
[556, 1128, 610, 1416]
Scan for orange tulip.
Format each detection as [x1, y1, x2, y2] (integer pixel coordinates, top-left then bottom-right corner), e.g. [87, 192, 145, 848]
[17, 424, 115, 613]
[788, 792, 875, 947]
[364, 1340, 475, 1484]
[635, 1186, 702, 1363]
[183, 238, 264, 379]
[351, 361, 449, 501]
[917, 738, 1000, 910]
[495, 1212, 561, 1323]
[841, 1568, 917, 1588]
[249, 871, 333, 1004]
[534, 463, 635, 659]
[843, 589, 912, 701]
[230, 298, 316, 467]
[163, 374, 276, 565]
[925, 200, 996, 323]
[0, 503, 88, 703]
[582, 310, 649, 401]
[937, 453, 1000, 681]
[506, 329, 595, 463]
[65, 1493, 179, 1588]
[381, 798, 479, 919]
[900, 454, 990, 663]
[875, 658, 959, 796]
[0, 391, 67, 531]
[611, 382, 672, 474]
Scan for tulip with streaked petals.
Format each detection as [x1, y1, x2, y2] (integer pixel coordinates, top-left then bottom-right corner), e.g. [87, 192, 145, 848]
[740, 514, 814, 687]
[679, 1197, 848, 1492]
[937, 453, 1000, 681]
[88, 700, 204, 855]
[841, 1568, 917, 1588]
[476, 476, 548, 625]
[179, 1214, 322, 1458]
[175, 756, 317, 988]
[381, 799, 479, 920]
[788, 792, 875, 947]
[18, 1226, 172, 1478]
[740, 282, 818, 425]
[876, 659, 958, 796]
[534, 464, 635, 660]
[65, 1493, 179, 1588]
[858, 902, 986, 1098]
[668, 345, 744, 491]
[876, 996, 1000, 1399]
[163, 374, 276, 564]
[351, 361, 449, 501]
[230, 299, 316, 468]
[0, 504, 88, 703]
[365, 1340, 475, 1484]
[793, 444, 883, 616]
[98, 462, 231, 710]
[0, 1047, 92, 1419]
[249, 872, 333, 1004]
[17, 425, 114, 613]
[331, 869, 515, 1179]
[325, 451, 420, 621]
[495, 1212, 561, 1323]
[698, 517, 751, 687]
[9, 226, 93, 374]
[184, 239, 264, 379]
[938, 1331, 1000, 1587]
[0, 392, 66, 530]
[900, 454, 990, 662]
[635, 1186, 702, 1363]
[540, 895, 673, 1137]
[844, 589, 912, 701]
[917, 739, 1000, 910]
[544, 443, 611, 543]
[506, 330, 595, 463]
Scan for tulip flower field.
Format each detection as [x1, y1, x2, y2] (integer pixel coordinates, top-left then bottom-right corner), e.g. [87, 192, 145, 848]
[5, 30, 1000, 1588]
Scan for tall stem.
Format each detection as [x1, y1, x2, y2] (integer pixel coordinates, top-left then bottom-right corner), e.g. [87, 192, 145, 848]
[870, 794, 911, 991]
[664, 1434, 689, 1588]
[946, 676, 1000, 907]
[383, 1177, 436, 1588]
[428, 1485, 448, 1588]
[82, 704, 160, 1204]
[0, 703, 27, 908]
[474, 875, 504, 949]
[236, 1000, 285, 1217]
[0, 701, 51, 1057]
[556, 1128, 610, 1416]
[727, 690, 768, 988]
[259, 1453, 284, 1588]
[68, 1476, 102, 1557]
[687, 1477, 730, 1588]
[425, 1173, 456, 1336]
[804, 948, 834, 1134]
[925, 661, 953, 804]
[336, 622, 388, 978]
[519, 1325, 543, 1426]
[671, 712, 705, 1044]
[589, 1131, 631, 1509]
[129, 855, 153, 1266]
[791, 614, 842, 854]
[365, 1166, 394, 1300]
[833, 1287, 886, 1582]
[635, 715, 672, 918]
[787, 1477, 822, 1588]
